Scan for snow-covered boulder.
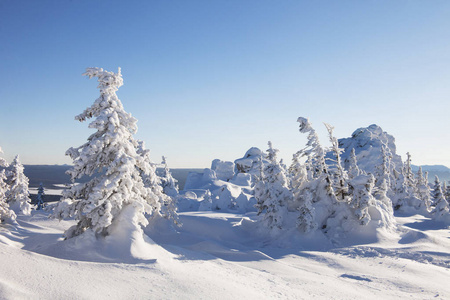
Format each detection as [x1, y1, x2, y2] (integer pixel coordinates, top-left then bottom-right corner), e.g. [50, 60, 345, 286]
[230, 173, 252, 187]
[184, 169, 216, 190]
[211, 159, 235, 181]
[183, 156, 257, 213]
[177, 191, 201, 212]
[336, 124, 403, 174]
[234, 147, 267, 174]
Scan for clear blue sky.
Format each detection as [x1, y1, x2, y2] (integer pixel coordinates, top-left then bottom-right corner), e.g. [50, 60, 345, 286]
[1, 0, 450, 168]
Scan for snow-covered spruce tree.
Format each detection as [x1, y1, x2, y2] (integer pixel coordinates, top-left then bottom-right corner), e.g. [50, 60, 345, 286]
[159, 156, 179, 198]
[324, 123, 348, 201]
[52, 67, 161, 239]
[348, 174, 375, 225]
[347, 174, 395, 228]
[136, 142, 180, 227]
[374, 144, 392, 189]
[391, 167, 407, 210]
[403, 152, 417, 197]
[347, 148, 361, 180]
[254, 142, 291, 231]
[5, 155, 32, 215]
[430, 176, 450, 220]
[297, 117, 328, 180]
[294, 117, 337, 232]
[36, 183, 45, 210]
[288, 151, 317, 233]
[0, 169, 16, 223]
[288, 151, 307, 204]
[0, 147, 8, 169]
[445, 181, 450, 201]
[415, 167, 431, 212]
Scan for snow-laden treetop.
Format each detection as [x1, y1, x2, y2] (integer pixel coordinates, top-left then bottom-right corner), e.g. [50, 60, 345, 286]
[297, 117, 313, 133]
[66, 67, 139, 179]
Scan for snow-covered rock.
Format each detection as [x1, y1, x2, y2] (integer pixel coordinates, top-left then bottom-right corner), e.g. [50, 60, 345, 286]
[336, 124, 403, 174]
[211, 159, 235, 181]
[234, 147, 267, 174]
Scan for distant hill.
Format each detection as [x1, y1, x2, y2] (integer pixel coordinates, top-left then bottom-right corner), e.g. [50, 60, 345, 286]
[411, 165, 450, 183]
[23, 165, 202, 190]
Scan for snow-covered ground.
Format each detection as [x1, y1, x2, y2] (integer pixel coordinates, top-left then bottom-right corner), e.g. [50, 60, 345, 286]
[0, 203, 449, 299]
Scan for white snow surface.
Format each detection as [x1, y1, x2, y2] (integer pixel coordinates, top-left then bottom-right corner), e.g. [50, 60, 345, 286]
[0, 202, 449, 299]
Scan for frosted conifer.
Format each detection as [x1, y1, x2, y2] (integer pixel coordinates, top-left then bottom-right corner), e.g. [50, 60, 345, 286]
[158, 156, 180, 226]
[349, 174, 376, 225]
[53, 67, 159, 239]
[445, 181, 450, 200]
[160, 156, 179, 198]
[431, 176, 449, 219]
[297, 117, 327, 179]
[347, 148, 361, 180]
[403, 152, 416, 196]
[36, 183, 45, 210]
[375, 144, 392, 189]
[415, 167, 431, 211]
[6, 155, 32, 215]
[0, 147, 7, 168]
[324, 123, 348, 201]
[254, 142, 291, 230]
[0, 169, 16, 223]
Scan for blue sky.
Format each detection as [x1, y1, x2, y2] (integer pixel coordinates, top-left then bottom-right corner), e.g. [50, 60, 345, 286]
[1, 1, 450, 168]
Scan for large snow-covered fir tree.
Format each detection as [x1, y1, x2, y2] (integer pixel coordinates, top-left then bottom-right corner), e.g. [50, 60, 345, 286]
[5, 155, 32, 215]
[53, 67, 164, 239]
[255, 142, 291, 231]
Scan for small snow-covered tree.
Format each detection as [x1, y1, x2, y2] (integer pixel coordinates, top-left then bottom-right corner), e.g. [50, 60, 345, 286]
[157, 156, 180, 225]
[53, 67, 160, 239]
[349, 174, 376, 225]
[375, 144, 392, 189]
[403, 152, 416, 197]
[5, 155, 32, 215]
[324, 123, 348, 201]
[294, 118, 338, 232]
[415, 167, 431, 211]
[136, 141, 180, 226]
[347, 148, 361, 180]
[289, 152, 307, 202]
[297, 117, 327, 179]
[431, 176, 449, 220]
[255, 142, 291, 230]
[0, 169, 16, 223]
[159, 156, 179, 198]
[36, 183, 45, 210]
[0, 147, 7, 169]
[445, 181, 450, 200]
